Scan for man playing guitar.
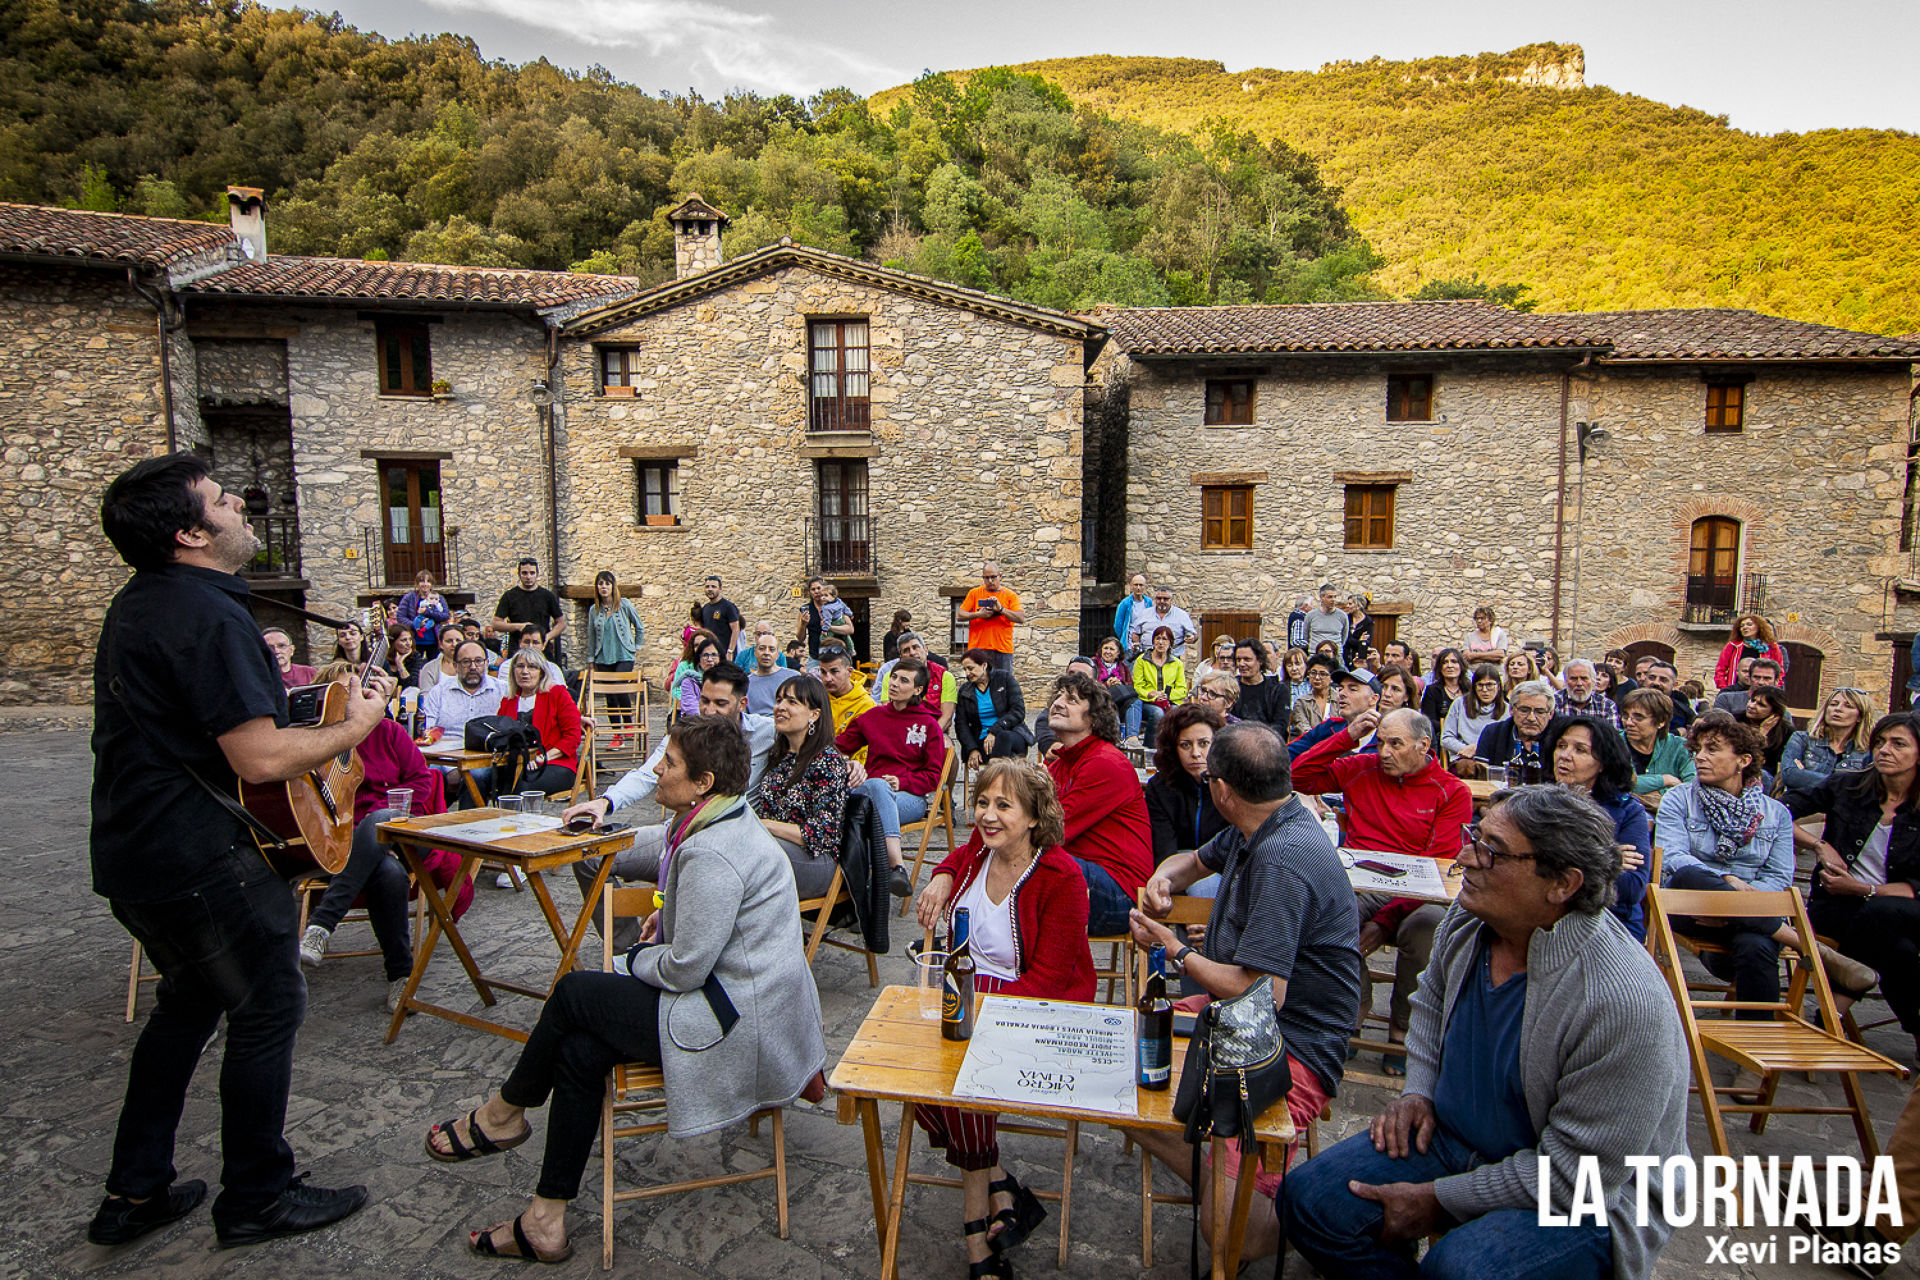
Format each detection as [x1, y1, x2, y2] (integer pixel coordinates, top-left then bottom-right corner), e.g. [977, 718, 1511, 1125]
[89, 453, 392, 1249]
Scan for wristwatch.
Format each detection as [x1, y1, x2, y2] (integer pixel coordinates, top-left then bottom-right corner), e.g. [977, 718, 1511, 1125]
[1171, 945, 1196, 970]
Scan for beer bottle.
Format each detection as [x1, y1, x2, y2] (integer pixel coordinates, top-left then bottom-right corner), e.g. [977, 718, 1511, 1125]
[1137, 944, 1172, 1090]
[941, 907, 976, 1042]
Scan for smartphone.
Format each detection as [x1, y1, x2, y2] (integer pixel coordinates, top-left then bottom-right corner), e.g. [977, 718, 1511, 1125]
[1354, 859, 1408, 878]
[562, 816, 598, 834]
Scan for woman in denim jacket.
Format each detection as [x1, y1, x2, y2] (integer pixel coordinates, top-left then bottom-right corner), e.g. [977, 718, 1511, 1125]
[1777, 687, 1873, 797]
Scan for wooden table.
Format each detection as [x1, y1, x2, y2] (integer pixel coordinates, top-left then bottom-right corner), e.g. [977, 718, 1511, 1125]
[829, 986, 1296, 1280]
[1464, 777, 1499, 809]
[420, 744, 497, 807]
[376, 809, 631, 1044]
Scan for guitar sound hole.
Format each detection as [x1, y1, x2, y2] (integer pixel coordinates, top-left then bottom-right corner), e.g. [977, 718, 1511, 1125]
[336, 750, 352, 769]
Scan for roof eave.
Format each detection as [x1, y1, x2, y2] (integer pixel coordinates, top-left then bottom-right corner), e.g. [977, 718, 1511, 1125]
[1119, 343, 1613, 361]
[182, 290, 604, 313]
[1597, 354, 1920, 365]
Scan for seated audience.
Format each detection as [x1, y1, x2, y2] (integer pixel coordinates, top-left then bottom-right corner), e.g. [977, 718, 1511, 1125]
[819, 645, 876, 740]
[1033, 656, 1100, 760]
[333, 617, 368, 666]
[1036, 673, 1153, 935]
[464, 650, 580, 804]
[1194, 635, 1236, 686]
[955, 648, 1031, 767]
[1295, 707, 1473, 1072]
[421, 640, 505, 742]
[837, 658, 946, 897]
[1442, 664, 1506, 776]
[1474, 679, 1555, 781]
[1230, 637, 1290, 729]
[1716, 613, 1788, 692]
[1129, 625, 1187, 746]
[1543, 716, 1652, 938]
[1288, 665, 1378, 761]
[1553, 658, 1619, 727]
[1743, 686, 1795, 779]
[1281, 787, 1690, 1280]
[1283, 646, 1312, 706]
[384, 623, 425, 685]
[678, 631, 724, 716]
[1713, 656, 1781, 716]
[1375, 664, 1419, 717]
[1187, 669, 1242, 723]
[1421, 648, 1468, 746]
[1620, 687, 1695, 807]
[1778, 686, 1874, 798]
[1290, 654, 1337, 736]
[1640, 659, 1697, 733]
[1789, 712, 1920, 1056]
[1143, 703, 1229, 867]
[752, 676, 853, 898]
[425, 715, 827, 1264]
[262, 627, 317, 689]
[1127, 722, 1363, 1264]
[912, 760, 1095, 1277]
[1091, 635, 1139, 728]
[1502, 649, 1538, 689]
[874, 632, 958, 735]
[744, 628, 799, 715]
[1589, 658, 1625, 708]
[1380, 639, 1422, 679]
[417, 625, 464, 695]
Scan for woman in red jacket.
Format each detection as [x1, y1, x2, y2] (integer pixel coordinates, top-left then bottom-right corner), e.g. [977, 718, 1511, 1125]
[835, 656, 946, 897]
[913, 759, 1095, 1280]
[1715, 613, 1788, 692]
[489, 649, 583, 797]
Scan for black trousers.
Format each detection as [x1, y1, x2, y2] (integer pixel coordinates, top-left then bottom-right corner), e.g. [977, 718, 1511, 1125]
[308, 810, 414, 981]
[1814, 893, 1920, 1034]
[1669, 864, 1781, 1019]
[501, 971, 661, 1200]
[107, 844, 307, 1225]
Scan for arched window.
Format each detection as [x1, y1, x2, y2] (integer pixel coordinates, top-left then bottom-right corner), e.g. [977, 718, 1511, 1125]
[1686, 517, 1742, 624]
[1622, 640, 1676, 674]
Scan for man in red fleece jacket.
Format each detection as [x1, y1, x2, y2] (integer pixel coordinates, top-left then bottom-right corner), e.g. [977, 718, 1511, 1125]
[942, 671, 1150, 935]
[1291, 706, 1471, 1074]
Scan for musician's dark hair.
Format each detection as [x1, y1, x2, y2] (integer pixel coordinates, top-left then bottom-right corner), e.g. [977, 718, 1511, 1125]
[100, 451, 213, 571]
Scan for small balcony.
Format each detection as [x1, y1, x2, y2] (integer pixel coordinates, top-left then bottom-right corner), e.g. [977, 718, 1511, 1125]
[805, 515, 873, 579]
[1681, 572, 1767, 629]
[363, 526, 463, 591]
[242, 514, 301, 580]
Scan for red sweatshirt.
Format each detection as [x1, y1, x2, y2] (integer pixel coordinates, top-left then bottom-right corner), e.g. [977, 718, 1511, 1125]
[1290, 726, 1471, 858]
[928, 843, 1097, 1000]
[835, 701, 945, 796]
[1049, 733, 1154, 898]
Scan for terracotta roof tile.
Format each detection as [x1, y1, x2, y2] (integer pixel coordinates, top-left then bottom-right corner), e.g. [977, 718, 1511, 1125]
[0, 202, 237, 271]
[185, 256, 639, 309]
[1557, 309, 1920, 361]
[1091, 300, 1603, 356]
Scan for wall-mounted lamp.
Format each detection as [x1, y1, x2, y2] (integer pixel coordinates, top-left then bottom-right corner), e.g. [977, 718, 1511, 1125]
[1576, 421, 1609, 463]
[529, 378, 553, 408]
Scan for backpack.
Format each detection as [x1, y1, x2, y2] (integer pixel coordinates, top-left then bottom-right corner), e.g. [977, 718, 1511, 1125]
[463, 715, 543, 799]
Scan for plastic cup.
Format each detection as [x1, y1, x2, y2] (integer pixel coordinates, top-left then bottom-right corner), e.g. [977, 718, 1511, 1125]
[1487, 764, 1509, 788]
[519, 790, 546, 819]
[385, 788, 413, 820]
[497, 794, 522, 830]
[915, 950, 949, 1021]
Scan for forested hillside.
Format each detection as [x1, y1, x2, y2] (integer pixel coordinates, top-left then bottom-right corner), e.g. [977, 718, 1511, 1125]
[948, 47, 1920, 333]
[0, 1, 1379, 309]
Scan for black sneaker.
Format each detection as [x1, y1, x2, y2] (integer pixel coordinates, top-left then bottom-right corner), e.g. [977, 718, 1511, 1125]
[889, 865, 912, 898]
[87, 1179, 207, 1245]
[213, 1174, 369, 1249]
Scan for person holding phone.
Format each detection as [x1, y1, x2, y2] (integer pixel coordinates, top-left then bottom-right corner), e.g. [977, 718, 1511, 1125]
[959, 563, 1026, 675]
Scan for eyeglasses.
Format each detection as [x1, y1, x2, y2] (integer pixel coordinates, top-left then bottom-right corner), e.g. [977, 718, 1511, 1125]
[1459, 824, 1537, 868]
[456, 657, 489, 668]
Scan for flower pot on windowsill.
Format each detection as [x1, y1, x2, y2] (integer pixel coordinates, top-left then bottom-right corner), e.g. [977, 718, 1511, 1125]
[603, 385, 636, 398]
[644, 514, 678, 527]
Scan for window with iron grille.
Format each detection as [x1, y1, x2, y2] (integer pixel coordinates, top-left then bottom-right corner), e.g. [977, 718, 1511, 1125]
[1201, 485, 1254, 550]
[376, 323, 432, 396]
[635, 460, 679, 524]
[1344, 484, 1395, 549]
[1686, 517, 1741, 615]
[1386, 375, 1432, 422]
[815, 460, 870, 575]
[809, 319, 870, 432]
[1204, 379, 1254, 425]
[1705, 382, 1745, 433]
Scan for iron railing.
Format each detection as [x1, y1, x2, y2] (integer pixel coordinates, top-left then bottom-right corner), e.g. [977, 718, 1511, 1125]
[243, 514, 301, 578]
[1682, 571, 1767, 627]
[804, 514, 873, 577]
[364, 526, 461, 590]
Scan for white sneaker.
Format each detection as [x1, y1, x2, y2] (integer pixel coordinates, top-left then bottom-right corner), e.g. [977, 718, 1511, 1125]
[386, 978, 408, 1013]
[298, 925, 330, 969]
[494, 871, 513, 889]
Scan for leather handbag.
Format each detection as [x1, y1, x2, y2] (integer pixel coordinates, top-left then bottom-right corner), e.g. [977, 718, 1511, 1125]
[1170, 975, 1292, 1144]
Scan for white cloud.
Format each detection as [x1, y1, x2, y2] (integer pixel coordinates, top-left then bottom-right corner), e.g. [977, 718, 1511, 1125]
[417, 0, 905, 92]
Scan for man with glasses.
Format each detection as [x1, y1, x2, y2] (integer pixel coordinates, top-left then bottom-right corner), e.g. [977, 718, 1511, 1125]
[1282, 787, 1689, 1280]
[958, 562, 1025, 675]
[1474, 680, 1555, 782]
[261, 627, 316, 689]
[422, 641, 504, 742]
[1126, 585, 1199, 661]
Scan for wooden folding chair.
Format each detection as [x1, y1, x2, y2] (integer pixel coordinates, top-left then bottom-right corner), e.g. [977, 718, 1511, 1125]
[293, 868, 428, 960]
[581, 669, 650, 776]
[125, 940, 159, 1022]
[598, 885, 789, 1269]
[898, 747, 958, 916]
[1647, 883, 1908, 1159]
[916, 927, 1082, 1267]
[800, 861, 879, 987]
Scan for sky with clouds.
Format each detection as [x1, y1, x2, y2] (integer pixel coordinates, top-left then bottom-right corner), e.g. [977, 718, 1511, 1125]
[301, 0, 1917, 135]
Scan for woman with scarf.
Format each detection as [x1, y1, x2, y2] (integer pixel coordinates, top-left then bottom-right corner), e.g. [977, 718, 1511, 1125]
[1715, 613, 1788, 692]
[1656, 711, 1872, 1016]
[424, 714, 827, 1263]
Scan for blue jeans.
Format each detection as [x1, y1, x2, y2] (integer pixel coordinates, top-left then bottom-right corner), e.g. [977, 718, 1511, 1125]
[856, 778, 929, 841]
[1281, 1131, 1612, 1280]
[1074, 856, 1134, 936]
[107, 844, 308, 1226]
[1123, 699, 1164, 745]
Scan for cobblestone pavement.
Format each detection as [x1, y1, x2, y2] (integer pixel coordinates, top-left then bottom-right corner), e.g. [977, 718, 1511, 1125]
[3, 728, 1915, 1279]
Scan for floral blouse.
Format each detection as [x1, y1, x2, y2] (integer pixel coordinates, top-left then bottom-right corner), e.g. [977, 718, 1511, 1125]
[750, 745, 850, 863]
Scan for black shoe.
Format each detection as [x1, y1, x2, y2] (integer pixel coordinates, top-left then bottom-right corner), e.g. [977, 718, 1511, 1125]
[214, 1174, 369, 1249]
[87, 1179, 207, 1246]
[889, 865, 913, 898]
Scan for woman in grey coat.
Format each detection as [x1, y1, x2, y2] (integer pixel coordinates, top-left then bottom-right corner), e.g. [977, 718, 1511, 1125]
[422, 714, 828, 1263]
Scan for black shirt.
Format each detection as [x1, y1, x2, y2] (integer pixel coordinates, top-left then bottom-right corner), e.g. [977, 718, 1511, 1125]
[496, 584, 564, 659]
[699, 598, 742, 644]
[1231, 675, 1290, 730]
[91, 565, 288, 902]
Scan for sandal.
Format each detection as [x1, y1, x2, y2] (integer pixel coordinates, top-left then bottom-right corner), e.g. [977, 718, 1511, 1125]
[985, 1172, 1046, 1255]
[426, 1109, 532, 1164]
[1381, 1052, 1407, 1078]
[964, 1218, 1014, 1278]
[469, 1213, 573, 1264]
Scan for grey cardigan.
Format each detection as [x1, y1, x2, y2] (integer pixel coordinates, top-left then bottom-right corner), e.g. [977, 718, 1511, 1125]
[625, 806, 828, 1138]
[1404, 906, 1689, 1280]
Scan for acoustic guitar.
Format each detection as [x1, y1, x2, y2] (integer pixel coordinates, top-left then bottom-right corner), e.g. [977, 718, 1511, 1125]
[240, 611, 390, 874]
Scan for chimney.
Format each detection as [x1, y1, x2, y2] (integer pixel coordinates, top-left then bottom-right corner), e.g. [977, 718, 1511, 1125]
[226, 186, 267, 262]
[666, 194, 729, 278]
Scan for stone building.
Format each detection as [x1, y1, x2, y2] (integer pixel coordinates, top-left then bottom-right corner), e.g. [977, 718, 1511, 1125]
[1090, 301, 1920, 709]
[554, 213, 1101, 688]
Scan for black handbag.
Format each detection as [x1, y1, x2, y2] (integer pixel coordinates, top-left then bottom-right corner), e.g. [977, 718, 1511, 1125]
[1170, 975, 1293, 1144]
[463, 715, 541, 798]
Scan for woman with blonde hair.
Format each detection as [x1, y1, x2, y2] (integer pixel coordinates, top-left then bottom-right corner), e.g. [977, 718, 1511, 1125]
[1502, 649, 1538, 690]
[1778, 687, 1874, 796]
[465, 649, 582, 802]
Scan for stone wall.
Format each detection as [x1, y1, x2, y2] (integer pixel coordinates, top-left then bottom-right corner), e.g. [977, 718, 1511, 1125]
[556, 264, 1086, 690]
[195, 338, 288, 407]
[1110, 349, 1914, 706]
[0, 265, 171, 704]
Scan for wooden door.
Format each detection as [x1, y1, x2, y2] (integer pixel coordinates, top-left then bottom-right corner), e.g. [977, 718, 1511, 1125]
[1779, 642, 1824, 713]
[816, 460, 870, 574]
[381, 461, 444, 586]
